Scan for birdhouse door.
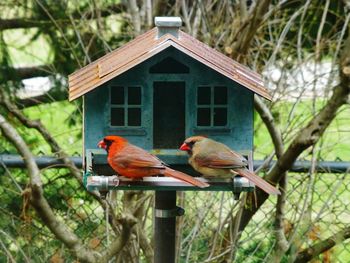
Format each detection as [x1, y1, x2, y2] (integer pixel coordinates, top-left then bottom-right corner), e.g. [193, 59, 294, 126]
[153, 81, 185, 149]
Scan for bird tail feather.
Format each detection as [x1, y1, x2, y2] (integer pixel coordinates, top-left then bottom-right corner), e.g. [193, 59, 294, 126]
[164, 168, 209, 188]
[234, 169, 281, 195]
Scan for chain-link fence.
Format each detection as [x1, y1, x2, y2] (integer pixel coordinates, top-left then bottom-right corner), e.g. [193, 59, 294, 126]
[0, 154, 349, 262]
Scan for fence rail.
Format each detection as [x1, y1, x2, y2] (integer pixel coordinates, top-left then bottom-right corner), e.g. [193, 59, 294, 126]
[1, 154, 349, 173]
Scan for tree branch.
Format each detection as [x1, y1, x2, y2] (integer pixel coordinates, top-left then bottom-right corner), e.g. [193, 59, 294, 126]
[254, 96, 284, 158]
[15, 87, 68, 108]
[136, 223, 154, 263]
[294, 226, 350, 263]
[232, 0, 271, 62]
[1, 91, 118, 219]
[0, 113, 98, 263]
[0, 97, 136, 262]
[2, 65, 53, 79]
[269, 172, 288, 261]
[254, 95, 288, 260]
[99, 214, 137, 263]
[2, 65, 70, 108]
[0, 18, 52, 30]
[0, 91, 82, 182]
[126, 0, 142, 35]
[236, 32, 350, 233]
[0, 91, 124, 240]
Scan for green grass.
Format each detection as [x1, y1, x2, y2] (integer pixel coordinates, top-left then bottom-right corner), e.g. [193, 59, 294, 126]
[21, 100, 82, 155]
[254, 100, 350, 161]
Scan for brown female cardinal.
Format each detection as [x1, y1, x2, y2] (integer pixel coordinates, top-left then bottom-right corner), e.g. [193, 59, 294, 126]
[179, 136, 280, 194]
[98, 135, 209, 188]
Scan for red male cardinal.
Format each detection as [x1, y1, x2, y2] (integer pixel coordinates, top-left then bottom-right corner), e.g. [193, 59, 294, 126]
[180, 136, 280, 194]
[98, 135, 209, 188]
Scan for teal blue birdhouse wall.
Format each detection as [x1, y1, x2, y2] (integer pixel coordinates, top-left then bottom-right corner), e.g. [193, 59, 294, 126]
[69, 17, 271, 180]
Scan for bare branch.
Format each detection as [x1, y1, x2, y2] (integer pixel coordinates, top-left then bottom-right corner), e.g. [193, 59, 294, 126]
[68, 14, 91, 64]
[254, 95, 288, 259]
[181, 0, 192, 33]
[191, 4, 202, 38]
[239, 0, 248, 20]
[232, 0, 271, 62]
[229, 194, 247, 261]
[126, 0, 142, 35]
[15, 87, 68, 108]
[0, 239, 16, 263]
[0, 91, 128, 247]
[33, 0, 82, 67]
[0, 113, 98, 263]
[236, 32, 350, 233]
[295, 226, 350, 263]
[145, 0, 153, 27]
[0, 99, 135, 262]
[254, 96, 284, 158]
[99, 214, 138, 263]
[0, 91, 82, 182]
[272, 173, 289, 253]
[3, 65, 54, 79]
[315, 0, 330, 61]
[136, 224, 154, 263]
[0, 18, 52, 30]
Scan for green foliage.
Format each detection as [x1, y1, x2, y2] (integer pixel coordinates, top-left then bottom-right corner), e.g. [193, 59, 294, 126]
[23, 101, 82, 154]
[0, 31, 22, 90]
[236, 236, 280, 263]
[271, 0, 347, 59]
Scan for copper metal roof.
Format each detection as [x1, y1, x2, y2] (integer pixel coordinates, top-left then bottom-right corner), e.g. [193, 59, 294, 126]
[68, 28, 271, 101]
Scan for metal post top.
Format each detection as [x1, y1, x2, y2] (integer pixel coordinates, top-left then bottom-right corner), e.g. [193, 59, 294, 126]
[154, 17, 182, 27]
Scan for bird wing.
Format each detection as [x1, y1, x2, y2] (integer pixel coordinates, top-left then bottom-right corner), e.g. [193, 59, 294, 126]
[194, 150, 247, 169]
[112, 145, 165, 169]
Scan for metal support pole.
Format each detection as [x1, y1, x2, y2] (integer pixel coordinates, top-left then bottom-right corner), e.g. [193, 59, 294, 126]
[154, 191, 182, 263]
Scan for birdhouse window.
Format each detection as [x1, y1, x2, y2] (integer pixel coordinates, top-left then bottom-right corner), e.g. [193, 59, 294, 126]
[110, 86, 142, 127]
[197, 86, 228, 127]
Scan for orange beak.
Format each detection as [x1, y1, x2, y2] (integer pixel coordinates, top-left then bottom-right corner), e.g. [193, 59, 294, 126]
[98, 140, 106, 149]
[179, 143, 190, 151]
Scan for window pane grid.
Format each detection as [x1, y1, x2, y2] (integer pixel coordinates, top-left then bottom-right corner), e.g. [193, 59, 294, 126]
[110, 86, 142, 127]
[196, 86, 228, 127]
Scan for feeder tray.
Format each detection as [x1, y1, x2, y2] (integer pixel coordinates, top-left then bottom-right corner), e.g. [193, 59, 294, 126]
[84, 149, 255, 193]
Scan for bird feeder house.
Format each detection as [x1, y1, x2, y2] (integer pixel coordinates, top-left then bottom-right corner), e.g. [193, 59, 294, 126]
[68, 17, 271, 192]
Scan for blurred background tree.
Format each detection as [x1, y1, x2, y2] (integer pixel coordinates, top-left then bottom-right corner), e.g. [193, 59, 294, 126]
[0, 0, 349, 262]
